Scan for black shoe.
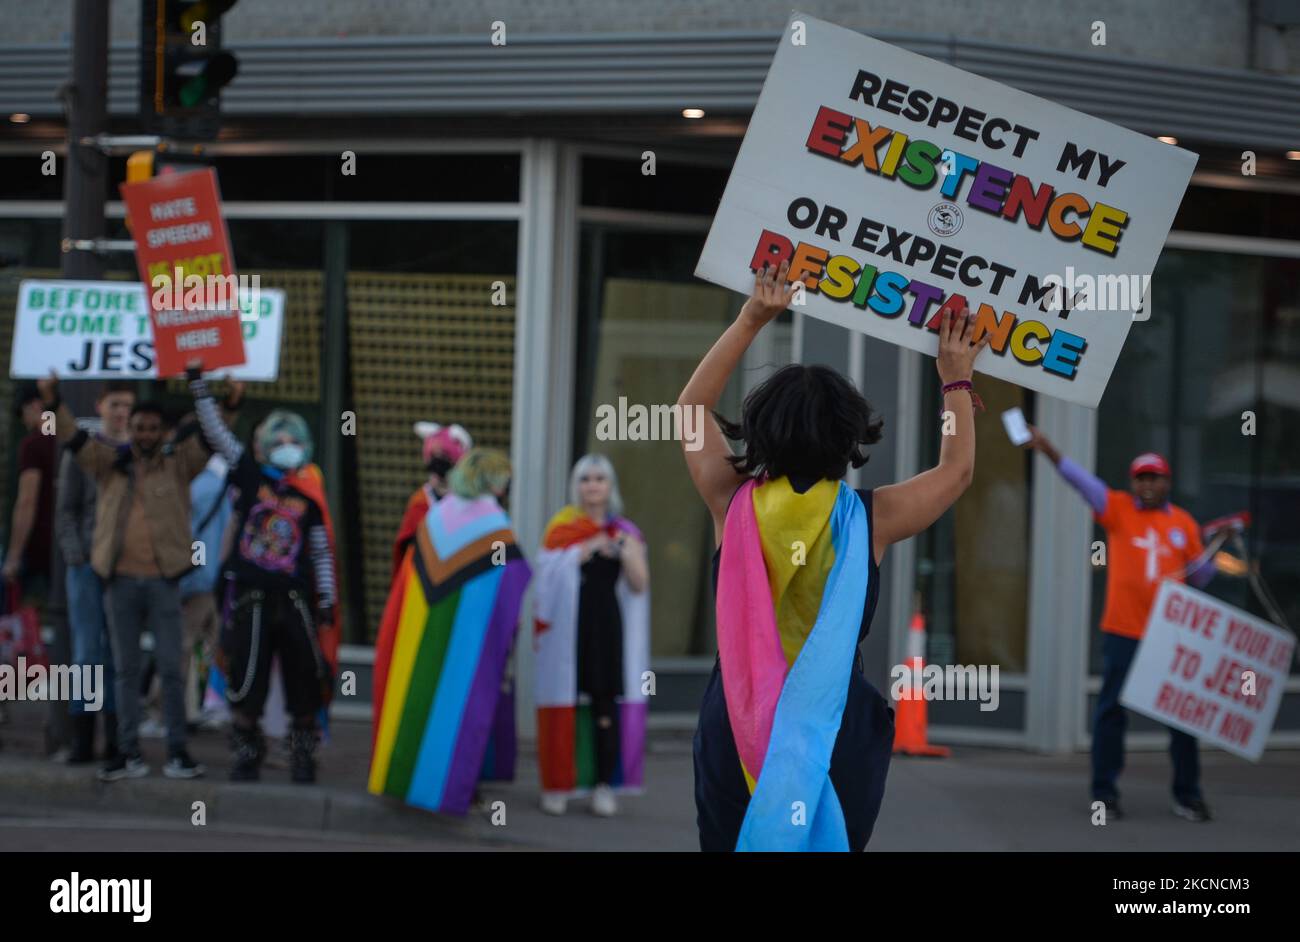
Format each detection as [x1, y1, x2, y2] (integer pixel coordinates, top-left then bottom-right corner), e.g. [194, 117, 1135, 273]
[289, 727, 318, 784]
[67, 714, 97, 765]
[98, 752, 149, 782]
[229, 725, 265, 782]
[1172, 797, 1212, 822]
[163, 750, 206, 779]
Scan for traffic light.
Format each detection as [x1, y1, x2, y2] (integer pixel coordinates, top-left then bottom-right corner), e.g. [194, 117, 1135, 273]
[140, 0, 239, 140]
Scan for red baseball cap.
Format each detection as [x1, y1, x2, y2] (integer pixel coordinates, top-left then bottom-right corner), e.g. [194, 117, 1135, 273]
[1129, 452, 1171, 478]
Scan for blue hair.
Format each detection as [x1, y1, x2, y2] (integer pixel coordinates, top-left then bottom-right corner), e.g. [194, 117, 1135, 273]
[255, 409, 313, 465]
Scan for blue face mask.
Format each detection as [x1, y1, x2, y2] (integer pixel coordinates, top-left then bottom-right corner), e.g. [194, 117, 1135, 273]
[268, 443, 305, 470]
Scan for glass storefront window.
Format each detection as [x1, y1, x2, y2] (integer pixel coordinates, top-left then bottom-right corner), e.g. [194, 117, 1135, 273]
[914, 376, 1034, 672]
[211, 153, 522, 203]
[573, 224, 743, 658]
[346, 219, 519, 637]
[580, 156, 729, 215]
[0, 154, 523, 204]
[1092, 247, 1300, 674]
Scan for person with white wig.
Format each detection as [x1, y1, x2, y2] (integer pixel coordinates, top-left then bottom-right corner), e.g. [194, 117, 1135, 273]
[534, 454, 649, 817]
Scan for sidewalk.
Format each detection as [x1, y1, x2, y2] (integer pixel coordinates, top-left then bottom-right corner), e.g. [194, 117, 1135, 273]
[1, 701, 1297, 851]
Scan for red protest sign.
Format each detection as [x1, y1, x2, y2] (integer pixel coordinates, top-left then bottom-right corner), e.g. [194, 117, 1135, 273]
[120, 168, 246, 377]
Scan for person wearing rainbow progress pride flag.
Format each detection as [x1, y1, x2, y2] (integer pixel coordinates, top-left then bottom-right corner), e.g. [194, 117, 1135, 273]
[534, 455, 649, 818]
[390, 421, 473, 580]
[680, 259, 990, 851]
[369, 448, 531, 815]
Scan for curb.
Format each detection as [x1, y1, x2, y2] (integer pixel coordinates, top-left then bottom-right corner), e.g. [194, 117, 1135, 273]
[0, 755, 528, 846]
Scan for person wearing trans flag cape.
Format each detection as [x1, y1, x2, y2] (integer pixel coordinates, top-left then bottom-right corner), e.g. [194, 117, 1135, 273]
[680, 258, 990, 851]
[534, 455, 649, 818]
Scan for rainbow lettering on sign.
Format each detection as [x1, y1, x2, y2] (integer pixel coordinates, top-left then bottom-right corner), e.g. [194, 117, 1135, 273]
[805, 103, 1131, 257]
[750, 228, 1088, 380]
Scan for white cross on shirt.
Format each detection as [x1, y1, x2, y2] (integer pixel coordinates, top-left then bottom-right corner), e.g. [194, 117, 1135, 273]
[1131, 526, 1171, 582]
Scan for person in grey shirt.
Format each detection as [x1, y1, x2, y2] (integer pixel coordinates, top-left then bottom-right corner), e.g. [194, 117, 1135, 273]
[56, 382, 135, 764]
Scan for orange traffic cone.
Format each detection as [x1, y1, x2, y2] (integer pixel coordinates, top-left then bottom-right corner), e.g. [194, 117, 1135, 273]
[892, 607, 950, 757]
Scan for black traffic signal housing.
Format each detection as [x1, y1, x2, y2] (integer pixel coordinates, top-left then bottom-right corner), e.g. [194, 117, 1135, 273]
[139, 0, 239, 140]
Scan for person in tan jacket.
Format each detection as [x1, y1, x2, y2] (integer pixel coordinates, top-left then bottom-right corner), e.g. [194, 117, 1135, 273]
[38, 373, 217, 782]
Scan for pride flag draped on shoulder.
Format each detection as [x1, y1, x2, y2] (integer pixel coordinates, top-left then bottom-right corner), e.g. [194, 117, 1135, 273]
[369, 492, 531, 814]
[534, 506, 650, 794]
[715, 476, 870, 851]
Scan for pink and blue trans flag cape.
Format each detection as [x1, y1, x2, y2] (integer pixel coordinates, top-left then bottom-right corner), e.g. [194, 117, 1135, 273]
[715, 477, 869, 851]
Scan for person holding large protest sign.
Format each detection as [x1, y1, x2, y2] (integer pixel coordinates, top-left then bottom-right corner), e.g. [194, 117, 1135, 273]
[1024, 427, 1216, 822]
[37, 374, 209, 782]
[55, 382, 135, 764]
[682, 260, 989, 852]
[186, 362, 339, 784]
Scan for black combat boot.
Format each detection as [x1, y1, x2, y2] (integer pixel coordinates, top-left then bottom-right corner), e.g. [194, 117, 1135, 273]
[67, 713, 97, 764]
[229, 724, 265, 782]
[289, 726, 318, 784]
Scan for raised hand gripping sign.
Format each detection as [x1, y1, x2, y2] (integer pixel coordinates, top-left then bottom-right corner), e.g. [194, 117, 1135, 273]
[695, 13, 1197, 408]
[120, 168, 247, 377]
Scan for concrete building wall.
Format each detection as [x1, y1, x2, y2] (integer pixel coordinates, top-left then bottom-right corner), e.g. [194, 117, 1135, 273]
[4, 0, 1298, 75]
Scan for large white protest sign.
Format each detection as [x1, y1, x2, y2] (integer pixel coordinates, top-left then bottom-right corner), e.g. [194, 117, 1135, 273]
[10, 280, 283, 381]
[696, 13, 1197, 408]
[1121, 581, 1295, 761]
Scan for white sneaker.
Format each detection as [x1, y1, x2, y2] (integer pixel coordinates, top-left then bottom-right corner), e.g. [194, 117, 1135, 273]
[591, 784, 617, 817]
[539, 792, 568, 816]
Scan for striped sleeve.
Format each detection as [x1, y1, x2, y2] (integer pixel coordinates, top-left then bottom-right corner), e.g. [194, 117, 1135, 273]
[190, 377, 245, 465]
[308, 524, 336, 607]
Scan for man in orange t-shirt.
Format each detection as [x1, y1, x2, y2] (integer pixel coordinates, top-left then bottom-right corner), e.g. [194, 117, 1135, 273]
[1028, 428, 1216, 823]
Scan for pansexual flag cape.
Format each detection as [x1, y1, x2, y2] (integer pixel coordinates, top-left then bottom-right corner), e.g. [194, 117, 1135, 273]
[715, 476, 869, 851]
[534, 506, 649, 795]
[369, 492, 531, 815]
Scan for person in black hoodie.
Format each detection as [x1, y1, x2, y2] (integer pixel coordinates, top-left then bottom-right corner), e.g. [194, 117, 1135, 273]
[186, 362, 336, 783]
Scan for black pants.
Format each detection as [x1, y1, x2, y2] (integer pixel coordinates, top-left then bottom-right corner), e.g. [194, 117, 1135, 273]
[591, 694, 621, 785]
[1092, 632, 1200, 802]
[222, 586, 325, 726]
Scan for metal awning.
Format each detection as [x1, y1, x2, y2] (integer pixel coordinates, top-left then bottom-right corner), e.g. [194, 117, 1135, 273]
[1, 30, 1297, 150]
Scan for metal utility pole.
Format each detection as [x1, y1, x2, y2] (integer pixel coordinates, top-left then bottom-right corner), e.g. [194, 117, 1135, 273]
[43, 0, 112, 757]
[61, 0, 110, 285]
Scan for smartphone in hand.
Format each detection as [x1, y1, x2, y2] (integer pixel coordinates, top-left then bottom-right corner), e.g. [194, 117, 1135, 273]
[1001, 407, 1032, 446]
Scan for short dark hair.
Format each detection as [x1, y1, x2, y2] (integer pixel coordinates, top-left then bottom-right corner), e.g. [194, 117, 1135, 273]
[129, 401, 166, 421]
[716, 364, 884, 482]
[97, 381, 135, 401]
[15, 382, 42, 409]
